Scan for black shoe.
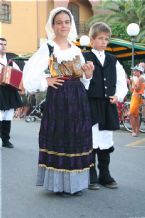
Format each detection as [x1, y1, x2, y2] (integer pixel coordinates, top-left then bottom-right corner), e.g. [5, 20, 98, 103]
[55, 192, 65, 197]
[99, 177, 118, 189]
[73, 191, 83, 196]
[101, 181, 118, 189]
[61, 192, 71, 197]
[61, 191, 83, 197]
[2, 141, 14, 148]
[88, 183, 100, 190]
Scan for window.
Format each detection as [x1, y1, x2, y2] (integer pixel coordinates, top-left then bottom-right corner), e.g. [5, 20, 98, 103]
[0, 2, 11, 23]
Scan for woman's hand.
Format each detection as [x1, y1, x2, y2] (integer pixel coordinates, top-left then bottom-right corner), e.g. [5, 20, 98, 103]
[82, 61, 94, 79]
[46, 77, 64, 89]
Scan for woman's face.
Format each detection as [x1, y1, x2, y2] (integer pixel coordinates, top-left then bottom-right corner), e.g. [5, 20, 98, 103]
[133, 70, 141, 77]
[52, 12, 71, 38]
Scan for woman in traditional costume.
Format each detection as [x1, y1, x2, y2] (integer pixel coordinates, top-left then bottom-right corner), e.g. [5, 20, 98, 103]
[23, 7, 94, 196]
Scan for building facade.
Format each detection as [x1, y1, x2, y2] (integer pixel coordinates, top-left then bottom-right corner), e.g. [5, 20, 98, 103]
[0, 0, 101, 54]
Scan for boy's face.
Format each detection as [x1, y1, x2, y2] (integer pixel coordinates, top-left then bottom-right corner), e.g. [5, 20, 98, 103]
[91, 32, 110, 51]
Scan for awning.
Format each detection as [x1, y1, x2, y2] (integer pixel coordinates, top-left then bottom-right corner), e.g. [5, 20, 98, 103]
[106, 38, 145, 60]
[76, 37, 145, 60]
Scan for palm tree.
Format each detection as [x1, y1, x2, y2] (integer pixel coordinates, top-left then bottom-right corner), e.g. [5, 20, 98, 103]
[87, 0, 145, 42]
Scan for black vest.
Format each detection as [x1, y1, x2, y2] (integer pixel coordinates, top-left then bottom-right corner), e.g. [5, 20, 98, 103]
[83, 52, 117, 98]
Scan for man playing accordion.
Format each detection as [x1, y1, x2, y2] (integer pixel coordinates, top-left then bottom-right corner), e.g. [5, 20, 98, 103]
[0, 38, 22, 148]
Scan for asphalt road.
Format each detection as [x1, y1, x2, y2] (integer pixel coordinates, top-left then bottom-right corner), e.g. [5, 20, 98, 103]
[1, 119, 145, 218]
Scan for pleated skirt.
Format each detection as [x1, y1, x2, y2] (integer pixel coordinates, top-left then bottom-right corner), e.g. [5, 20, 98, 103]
[0, 85, 22, 110]
[36, 79, 93, 193]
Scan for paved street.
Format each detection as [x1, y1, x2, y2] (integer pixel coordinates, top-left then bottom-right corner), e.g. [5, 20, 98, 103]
[1, 119, 145, 218]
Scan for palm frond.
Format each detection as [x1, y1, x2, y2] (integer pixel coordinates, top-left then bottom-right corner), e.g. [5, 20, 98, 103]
[88, 0, 145, 43]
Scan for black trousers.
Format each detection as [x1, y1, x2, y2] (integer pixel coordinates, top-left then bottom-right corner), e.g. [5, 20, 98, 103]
[0, 121, 11, 143]
[90, 148, 114, 184]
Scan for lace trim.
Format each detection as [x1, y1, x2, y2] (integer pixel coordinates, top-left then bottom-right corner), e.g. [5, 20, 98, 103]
[47, 40, 81, 64]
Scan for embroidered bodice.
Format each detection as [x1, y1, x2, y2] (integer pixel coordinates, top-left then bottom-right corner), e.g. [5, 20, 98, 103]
[49, 55, 83, 78]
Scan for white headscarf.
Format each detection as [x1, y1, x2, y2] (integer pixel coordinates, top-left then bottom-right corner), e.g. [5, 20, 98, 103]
[45, 7, 78, 42]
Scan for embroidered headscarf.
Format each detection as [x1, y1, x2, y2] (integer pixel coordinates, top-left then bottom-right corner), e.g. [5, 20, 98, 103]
[45, 7, 78, 42]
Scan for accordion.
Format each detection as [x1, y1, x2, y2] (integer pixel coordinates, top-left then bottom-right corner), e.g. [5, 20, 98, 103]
[0, 65, 23, 90]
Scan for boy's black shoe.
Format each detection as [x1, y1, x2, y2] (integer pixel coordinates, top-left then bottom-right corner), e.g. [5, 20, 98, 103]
[2, 141, 14, 148]
[99, 178, 118, 189]
[102, 181, 118, 189]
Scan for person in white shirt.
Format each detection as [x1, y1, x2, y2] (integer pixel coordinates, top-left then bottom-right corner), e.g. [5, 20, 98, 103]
[23, 7, 94, 196]
[83, 22, 128, 190]
[0, 38, 22, 148]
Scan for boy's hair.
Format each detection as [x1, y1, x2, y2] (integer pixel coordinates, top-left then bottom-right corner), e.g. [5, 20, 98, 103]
[89, 22, 112, 39]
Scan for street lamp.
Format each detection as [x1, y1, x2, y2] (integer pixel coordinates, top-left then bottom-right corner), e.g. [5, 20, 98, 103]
[126, 23, 140, 68]
[79, 35, 90, 51]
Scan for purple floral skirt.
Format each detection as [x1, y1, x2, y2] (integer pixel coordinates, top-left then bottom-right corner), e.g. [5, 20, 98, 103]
[38, 79, 93, 173]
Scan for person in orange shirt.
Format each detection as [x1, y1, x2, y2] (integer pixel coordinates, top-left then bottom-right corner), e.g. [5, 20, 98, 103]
[129, 65, 145, 136]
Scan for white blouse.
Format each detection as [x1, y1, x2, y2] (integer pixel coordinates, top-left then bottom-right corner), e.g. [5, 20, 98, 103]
[23, 40, 90, 93]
